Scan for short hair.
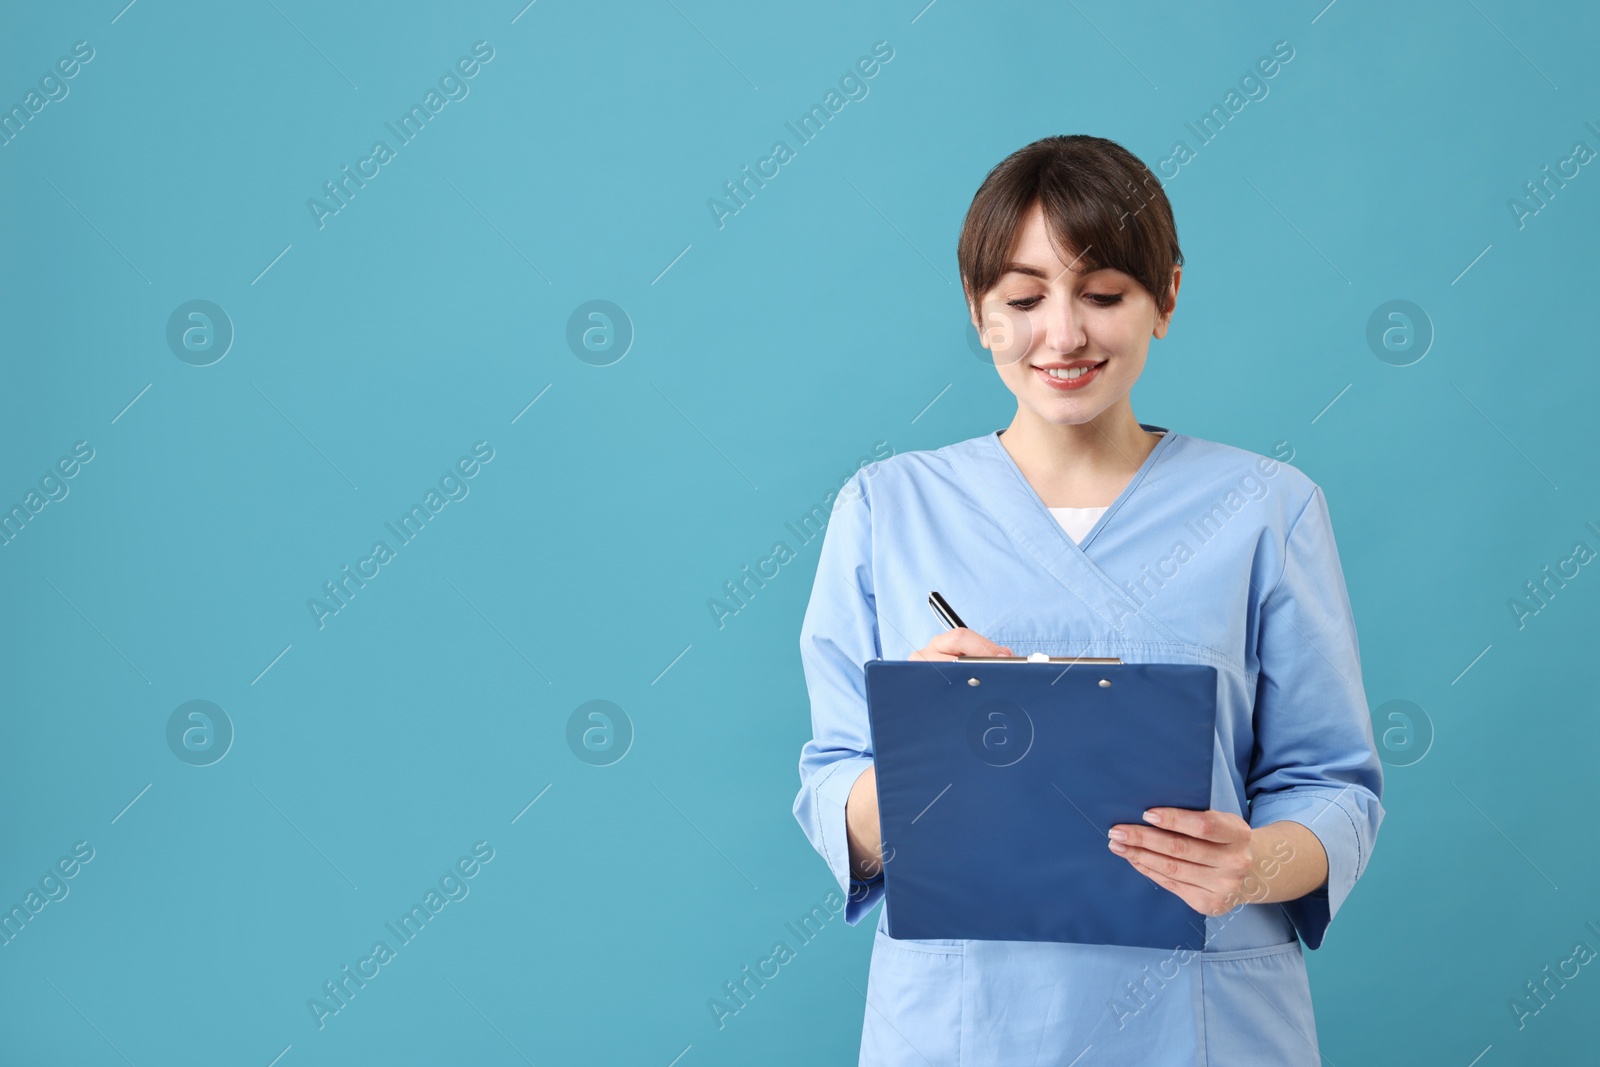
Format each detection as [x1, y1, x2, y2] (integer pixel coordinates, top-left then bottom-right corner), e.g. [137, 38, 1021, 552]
[957, 135, 1183, 320]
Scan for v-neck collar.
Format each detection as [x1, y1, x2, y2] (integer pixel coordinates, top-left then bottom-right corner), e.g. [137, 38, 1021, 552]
[987, 423, 1176, 555]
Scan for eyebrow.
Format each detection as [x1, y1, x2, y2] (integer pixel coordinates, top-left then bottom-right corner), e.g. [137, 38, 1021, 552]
[999, 262, 1052, 280]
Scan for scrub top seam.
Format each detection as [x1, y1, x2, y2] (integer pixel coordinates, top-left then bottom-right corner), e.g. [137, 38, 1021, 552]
[1076, 422, 1176, 553]
[967, 431, 1216, 658]
[960, 434, 1133, 638]
[1258, 485, 1321, 606]
[989, 429, 1253, 678]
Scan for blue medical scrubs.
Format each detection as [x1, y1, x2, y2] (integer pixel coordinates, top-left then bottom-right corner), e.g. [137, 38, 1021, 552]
[792, 427, 1385, 1065]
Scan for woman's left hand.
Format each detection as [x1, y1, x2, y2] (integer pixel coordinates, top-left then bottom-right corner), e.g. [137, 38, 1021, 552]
[1107, 808, 1256, 917]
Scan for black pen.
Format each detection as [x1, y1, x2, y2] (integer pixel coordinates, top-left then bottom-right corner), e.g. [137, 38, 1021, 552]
[927, 591, 966, 631]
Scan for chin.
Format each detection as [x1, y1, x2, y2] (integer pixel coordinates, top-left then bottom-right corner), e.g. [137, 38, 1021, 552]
[1035, 403, 1108, 426]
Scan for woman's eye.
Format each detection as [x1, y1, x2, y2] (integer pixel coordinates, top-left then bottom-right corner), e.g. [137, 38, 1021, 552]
[1004, 294, 1121, 311]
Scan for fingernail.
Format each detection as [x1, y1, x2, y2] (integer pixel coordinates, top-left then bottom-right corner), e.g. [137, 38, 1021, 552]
[1142, 810, 1161, 825]
[1108, 829, 1127, 842]
[1108, 840, 1127, 854]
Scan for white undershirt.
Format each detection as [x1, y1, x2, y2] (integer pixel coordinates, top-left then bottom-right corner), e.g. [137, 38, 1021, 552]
[1048, 506, 1108, 543]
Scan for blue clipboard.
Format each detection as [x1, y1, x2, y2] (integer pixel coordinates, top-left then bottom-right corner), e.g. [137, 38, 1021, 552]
[864, 658, 1218, 950]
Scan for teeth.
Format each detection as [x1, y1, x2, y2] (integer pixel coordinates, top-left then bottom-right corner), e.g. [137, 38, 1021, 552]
[1046, 365, 1096, 380]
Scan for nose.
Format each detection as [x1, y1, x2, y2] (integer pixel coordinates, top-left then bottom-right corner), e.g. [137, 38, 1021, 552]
[1042, 291, 1086, 354]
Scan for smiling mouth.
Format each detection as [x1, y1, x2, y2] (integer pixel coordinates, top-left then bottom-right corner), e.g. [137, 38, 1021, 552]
[1033, 360, 1106, 390]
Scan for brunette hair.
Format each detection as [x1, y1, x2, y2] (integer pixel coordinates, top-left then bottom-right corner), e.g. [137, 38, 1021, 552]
[958, 135, 1183, 319]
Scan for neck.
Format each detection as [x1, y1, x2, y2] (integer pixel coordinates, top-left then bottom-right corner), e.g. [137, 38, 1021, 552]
[998, 401, 1160, 507]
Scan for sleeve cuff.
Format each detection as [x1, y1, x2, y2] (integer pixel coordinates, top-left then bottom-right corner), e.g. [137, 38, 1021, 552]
[814, 756, 882, 926]
[1249, 788, 1366, 950]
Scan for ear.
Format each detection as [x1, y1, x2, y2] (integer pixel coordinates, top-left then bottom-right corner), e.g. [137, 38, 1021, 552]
[967, 297, 987, 346]
[1151, 265, 1181, 340]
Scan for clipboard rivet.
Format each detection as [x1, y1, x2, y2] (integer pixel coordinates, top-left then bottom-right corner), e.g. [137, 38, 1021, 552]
[1098, 679, 1111, 688]
[967, 678, 980, 687]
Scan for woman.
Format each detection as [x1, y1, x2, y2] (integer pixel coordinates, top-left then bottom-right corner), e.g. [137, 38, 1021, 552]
[792, 135, 1384, 1065]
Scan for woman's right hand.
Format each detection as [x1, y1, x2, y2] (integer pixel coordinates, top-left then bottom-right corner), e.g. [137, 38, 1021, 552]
[846, 629, 1015, 882]
[909, 627, 1014, 661]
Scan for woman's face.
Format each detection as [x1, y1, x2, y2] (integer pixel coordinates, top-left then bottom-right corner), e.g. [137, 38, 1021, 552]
[970, 201, 1179, 428]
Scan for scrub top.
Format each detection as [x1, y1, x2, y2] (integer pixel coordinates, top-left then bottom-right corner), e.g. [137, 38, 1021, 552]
[792, 427, 1385, 1066]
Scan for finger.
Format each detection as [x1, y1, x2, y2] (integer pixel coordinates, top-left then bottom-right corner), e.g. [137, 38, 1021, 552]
[1141, 807, 1248, 845]
[1109, 824, 1230, 869]
[936, 628, 1009, 657]
[909, 644, 979, 662]
[928, 627, 1012, 659]
[1134, 866, 1193, 907]
[1125, 859, 1231, 917]
[1111, 841, 1215, 890]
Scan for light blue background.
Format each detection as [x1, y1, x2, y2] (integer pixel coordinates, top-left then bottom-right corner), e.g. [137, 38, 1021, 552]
[2, 1, 1597, 1064]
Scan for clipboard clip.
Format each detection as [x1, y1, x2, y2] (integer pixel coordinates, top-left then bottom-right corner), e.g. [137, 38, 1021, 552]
[954, 654, 1123, 664]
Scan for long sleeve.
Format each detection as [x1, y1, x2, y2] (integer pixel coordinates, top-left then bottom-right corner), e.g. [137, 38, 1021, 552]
[792, 470, 885, 926]
[1246, 485, 1385, 950]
